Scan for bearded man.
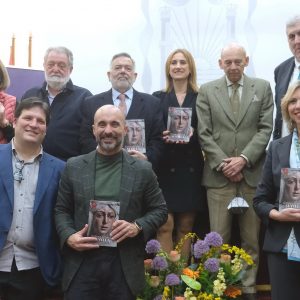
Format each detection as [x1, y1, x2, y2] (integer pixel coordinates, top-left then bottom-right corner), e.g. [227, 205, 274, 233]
[21, 46, 92, 160]
[80, 52, 164, 171]
[55, 104, 167, 300]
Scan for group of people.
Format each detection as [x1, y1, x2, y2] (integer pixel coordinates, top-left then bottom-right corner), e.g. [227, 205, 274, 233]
[1, 13, 300, 300]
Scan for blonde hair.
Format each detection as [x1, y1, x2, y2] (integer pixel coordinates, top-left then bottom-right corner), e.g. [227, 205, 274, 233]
[281, 81, 300, 132]
[0, 59, 10, 91]
[164, 49, 198, 93]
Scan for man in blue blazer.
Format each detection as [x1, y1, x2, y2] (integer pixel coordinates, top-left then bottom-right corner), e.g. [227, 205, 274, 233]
[55, 105, 167, 300]
[80, 52, 164, 171]
[273, 15, 300, 139]
[0, 98, 65, 300]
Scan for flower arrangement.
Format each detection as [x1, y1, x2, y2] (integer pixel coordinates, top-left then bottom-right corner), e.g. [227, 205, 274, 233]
[138, 232, 254, 300]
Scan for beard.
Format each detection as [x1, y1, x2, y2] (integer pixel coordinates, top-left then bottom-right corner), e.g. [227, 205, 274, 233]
[45, 74, 70, 91]
[96, 133, 123, 154]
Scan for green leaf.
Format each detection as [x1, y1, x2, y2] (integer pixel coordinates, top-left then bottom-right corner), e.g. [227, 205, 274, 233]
[181, 275, 201, 290]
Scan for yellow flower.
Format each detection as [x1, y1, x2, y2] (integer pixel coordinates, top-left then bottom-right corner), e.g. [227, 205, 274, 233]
[162, 286, 170, 298]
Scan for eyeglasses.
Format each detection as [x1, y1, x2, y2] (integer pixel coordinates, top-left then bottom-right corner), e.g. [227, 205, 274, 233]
[13, 159, 25, 183]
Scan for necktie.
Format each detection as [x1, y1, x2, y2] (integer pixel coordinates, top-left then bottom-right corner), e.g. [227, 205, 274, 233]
[118, 94, 127, 115]
[230, 84, 240, 121]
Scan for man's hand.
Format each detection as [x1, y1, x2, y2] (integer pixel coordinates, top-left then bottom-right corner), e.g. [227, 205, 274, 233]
[66, 224, 99, 251]
[110, 220, 140, 243]
[222, 157, 246, 178]
[127, 150, 147, 160]
[228, 172, 244, 182]
[270, 208, 300, 222]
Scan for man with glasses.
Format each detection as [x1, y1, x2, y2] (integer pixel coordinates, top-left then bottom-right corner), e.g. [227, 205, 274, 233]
[196, 43, 274, 300]
[21, 46, 92, 161]
[0, 97, 65, 300]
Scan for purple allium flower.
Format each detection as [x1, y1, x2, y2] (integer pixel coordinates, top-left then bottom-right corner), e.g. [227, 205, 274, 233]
[193, 240, 210, 258]
[165, 273, 180, 286]
[152, 256, 168, 270]
[153, 295, 162, 300]
[204, 232, 223, 247]
[145, 239, 161, 254]
[204, 258, 220, 273]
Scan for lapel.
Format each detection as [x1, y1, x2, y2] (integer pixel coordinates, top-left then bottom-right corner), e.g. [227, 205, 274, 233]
[276, 134, 292, 167]
[127, 89, 145, 119]
[81, 151, 97, 203]
[119, 150, 135, 219]
[102, 90, 114, 105]
[214, 77, 236, 124]
[280, 59, 295, 93]
[0, 144, 14, 209]
[237, 75, 256, 126]
[33, 154, 55, 213]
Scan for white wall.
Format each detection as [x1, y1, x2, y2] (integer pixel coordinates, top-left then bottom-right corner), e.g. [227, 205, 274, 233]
[0, 0, 296, 94]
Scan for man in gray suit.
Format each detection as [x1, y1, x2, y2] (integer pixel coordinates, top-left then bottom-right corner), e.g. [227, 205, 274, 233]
[197, 43, 273, 299]
[273, 15, 300, 140]
[55, 105, 167, 300]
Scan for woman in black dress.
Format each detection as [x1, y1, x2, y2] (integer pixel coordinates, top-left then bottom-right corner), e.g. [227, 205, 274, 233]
[153, 49, 204, 258]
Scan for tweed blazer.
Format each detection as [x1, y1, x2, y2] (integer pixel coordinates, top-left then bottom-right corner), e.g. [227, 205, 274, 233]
[197, 75, 274, 188]
[54, 150, 167, 295]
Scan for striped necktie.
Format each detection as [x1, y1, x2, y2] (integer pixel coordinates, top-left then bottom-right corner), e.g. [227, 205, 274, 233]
[118, 94, 127, 116]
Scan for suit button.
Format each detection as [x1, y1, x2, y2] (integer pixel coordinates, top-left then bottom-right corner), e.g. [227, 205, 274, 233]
[170, 168, 175, 173]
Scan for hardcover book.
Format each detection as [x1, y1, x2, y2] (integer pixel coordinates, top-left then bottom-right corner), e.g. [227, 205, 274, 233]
[124, 119, 146, 153]
[87, 200, 120, 247]
[167, 107, 192, 142]
[279, 168, 300, 211]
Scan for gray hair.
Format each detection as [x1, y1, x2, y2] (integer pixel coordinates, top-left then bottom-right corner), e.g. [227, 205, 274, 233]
[110, 52, 135, 70]
[44, 46, 73, 67]
[286, 15, 300, 30]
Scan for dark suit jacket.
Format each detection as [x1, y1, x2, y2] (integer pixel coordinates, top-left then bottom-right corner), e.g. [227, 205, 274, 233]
[54, 150, 167, 295]
[253, 134, 300, 252]
[21, 80, 92, 160]
[0, 143, 65, 286]
[273, 57, 295, 139]
[80, 89, 164, 170]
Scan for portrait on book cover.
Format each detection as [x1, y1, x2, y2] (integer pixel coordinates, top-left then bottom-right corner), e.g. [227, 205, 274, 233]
[167, 107, 192, 142]
[124, 119, 146, 153]
[88, 200, 120, 247]
[279, 168, 300, 210]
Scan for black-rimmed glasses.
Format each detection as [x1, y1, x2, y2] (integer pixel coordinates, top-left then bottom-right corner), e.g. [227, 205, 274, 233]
[13, 159, 25, 183]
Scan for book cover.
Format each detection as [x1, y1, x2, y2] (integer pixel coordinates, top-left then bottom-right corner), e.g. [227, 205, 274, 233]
[87, 200, 120, 247]
[279, 168, 300, 210]
[167, 107, 192, 142]
[124, 119, 146, 153]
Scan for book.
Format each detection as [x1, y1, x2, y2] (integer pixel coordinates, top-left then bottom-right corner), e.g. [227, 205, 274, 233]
[279, 168, 300, 210]
[124, 119, 146, 153]
[167, 107, 192, 142]
[87, 200, 120, 247]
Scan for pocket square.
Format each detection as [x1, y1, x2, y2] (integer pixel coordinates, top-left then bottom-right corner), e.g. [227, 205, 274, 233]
[252, 95, 260, 102]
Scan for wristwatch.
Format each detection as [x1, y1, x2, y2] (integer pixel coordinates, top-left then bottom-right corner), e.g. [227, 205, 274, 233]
[133, 221, 143, 232]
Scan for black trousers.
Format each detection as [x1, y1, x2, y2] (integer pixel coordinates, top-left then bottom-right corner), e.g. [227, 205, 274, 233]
[0, 259, 46, 300]
[65, 248, 135, 300]
[268, 252, 300, 300]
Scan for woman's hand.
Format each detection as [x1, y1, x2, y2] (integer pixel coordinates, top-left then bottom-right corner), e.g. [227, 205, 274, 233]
[0, 103, 9, 128]
[269, 208, 300, 222]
